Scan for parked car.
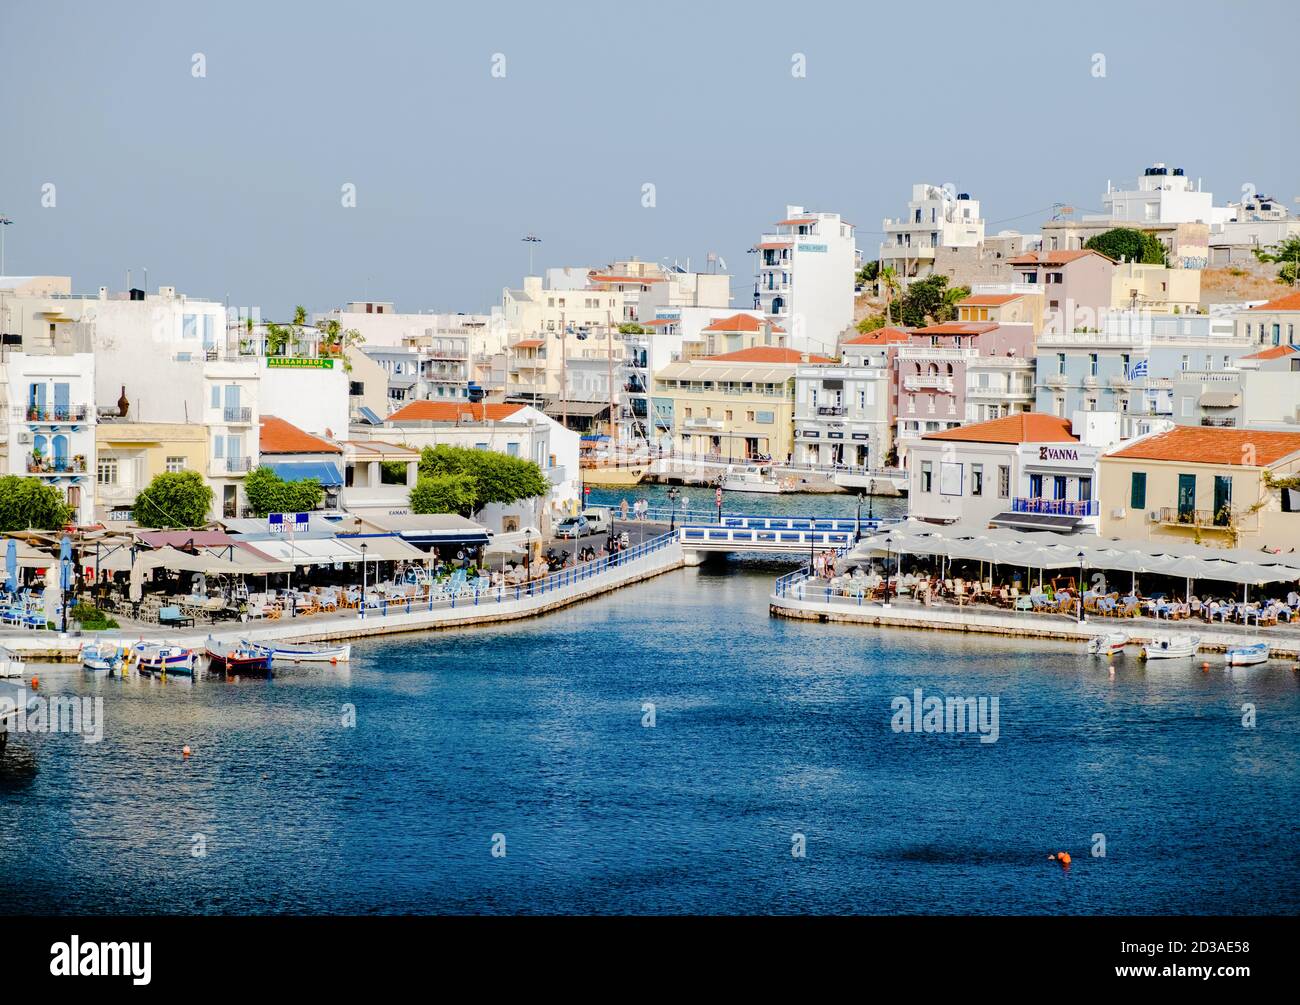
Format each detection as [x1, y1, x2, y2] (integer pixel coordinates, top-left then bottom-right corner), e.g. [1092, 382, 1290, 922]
[555, 515, 591, 539]
[581, 507, 612, 534]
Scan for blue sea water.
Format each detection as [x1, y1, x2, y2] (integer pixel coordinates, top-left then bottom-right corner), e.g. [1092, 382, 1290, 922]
[2, 553, 1298, 915]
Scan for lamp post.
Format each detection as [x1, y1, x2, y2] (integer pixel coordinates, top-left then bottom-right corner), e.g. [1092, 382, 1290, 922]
[667, 486, 680, 532]
[867, 478, 876, 524]
[360, 542, 368, 619]
[855, 490, 864, 543]
[1077, 550, 1086, 624]
[884, 534, 893, 608]
[525, 528, 533, 592]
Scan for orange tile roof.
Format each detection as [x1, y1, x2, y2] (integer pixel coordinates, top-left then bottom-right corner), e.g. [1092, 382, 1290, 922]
[756, 241, 793, 250]
[511, 338, 544, 349]
[642, 318, 677, 327]
[259, 415, 342, 454]
[914, 322, 999, 336]
[1108, 426, 1300, 467]
[705, 347, 836, 364]
[777, 217, 817, 226]
[923, 413, 1077, 445]
[1248, 291, 1300, 312]
[1009, 249, 1113, 266]
[958, 294, 1023, 307]
[1241, 345, 1300, 360]
[387, 401, 526, 423]
[701, 312, 786, 334]
[842, 326, 914, 345]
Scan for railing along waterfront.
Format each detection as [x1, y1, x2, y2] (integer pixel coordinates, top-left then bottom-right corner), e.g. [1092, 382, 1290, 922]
[357, 531, 679, 619]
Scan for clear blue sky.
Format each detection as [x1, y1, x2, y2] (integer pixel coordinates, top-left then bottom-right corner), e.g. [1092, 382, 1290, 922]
[2, 0, 1295, 319]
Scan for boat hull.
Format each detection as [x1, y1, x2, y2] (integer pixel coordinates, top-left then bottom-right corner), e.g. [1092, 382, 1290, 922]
[1088, 632, 1128, 655]
[246, 641, 351, 664]
[1139, 637, 1200, 660]
[583, 467, 645, 487]
[135, 646, 195, 676]
[1225, 645, 1269, 667]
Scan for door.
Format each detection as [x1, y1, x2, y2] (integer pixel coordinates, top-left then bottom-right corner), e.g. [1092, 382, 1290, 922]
[53, 382, 70, 420]
[223, 485, 237, 519]
[1177, 473, 1196, 521]
[224, 384, 241, 420]
[1213, 475, 1232, 526]
[1053, 475, 1067, 500]
[28, 382, 46, 419]
[1029, 473, 1043, 499]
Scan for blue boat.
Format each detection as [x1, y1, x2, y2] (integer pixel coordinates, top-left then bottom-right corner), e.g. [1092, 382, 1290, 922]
[1225, 641, 1269, 667]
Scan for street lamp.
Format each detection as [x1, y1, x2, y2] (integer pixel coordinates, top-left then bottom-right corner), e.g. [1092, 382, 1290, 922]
[522, 233, 541, 275]
[883, 534, 894, 607]
[360, 542, 368, 619]
[855, 490, 864, 543]
[867, 478, 876, 524]
[525, 528, 533, 591]
[667, 486, 680, 532]
[1077, 550, 1086, 624]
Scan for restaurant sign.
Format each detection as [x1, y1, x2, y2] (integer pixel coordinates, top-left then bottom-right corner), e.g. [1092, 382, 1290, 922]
[1039, 446, 1079, 461]
[267, 357, 335, 369]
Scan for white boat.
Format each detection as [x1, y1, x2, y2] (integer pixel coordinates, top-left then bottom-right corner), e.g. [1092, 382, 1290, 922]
[133, 643, 196, 676]
[82, 640, 127, 674]
[721, 464, 789, 494]
[245, 639, 351, 664]
[1225, 642, 1270, 667]
[1139, 634, 1200, 660]
[0, 644, 24, 679]
[1087, 631, 1128, 655]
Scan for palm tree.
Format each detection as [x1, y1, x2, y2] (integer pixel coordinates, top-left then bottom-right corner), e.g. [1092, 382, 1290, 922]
[879, 266, 900, 323]
[934, 284, 971, 324]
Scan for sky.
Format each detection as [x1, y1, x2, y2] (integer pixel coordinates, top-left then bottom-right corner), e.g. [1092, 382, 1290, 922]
[1, 0, 1296, 320]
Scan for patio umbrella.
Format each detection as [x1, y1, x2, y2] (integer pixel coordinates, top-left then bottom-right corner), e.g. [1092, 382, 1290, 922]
[4, 539, 16, 593]
[59, 535, 73, 592]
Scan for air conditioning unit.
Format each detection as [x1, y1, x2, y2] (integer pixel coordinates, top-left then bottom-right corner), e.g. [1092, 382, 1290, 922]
[17, 431, 31, 444]
[1110, 507, 1126, 520]
[1147, 510, 1161, 523]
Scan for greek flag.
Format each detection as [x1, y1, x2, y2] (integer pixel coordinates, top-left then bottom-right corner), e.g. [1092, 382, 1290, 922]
[1125, 357, 1148, 381]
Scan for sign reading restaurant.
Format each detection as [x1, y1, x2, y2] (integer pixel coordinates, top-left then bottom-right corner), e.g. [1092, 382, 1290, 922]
[266, 356, 335, 369]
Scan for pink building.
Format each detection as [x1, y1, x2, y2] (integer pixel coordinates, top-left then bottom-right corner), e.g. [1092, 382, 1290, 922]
[1008, 249, 1115, 333]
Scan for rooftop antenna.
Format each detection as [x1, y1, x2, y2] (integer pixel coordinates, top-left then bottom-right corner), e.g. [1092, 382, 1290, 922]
[522, 233, 541, 275]
[0, 215, 13, 275]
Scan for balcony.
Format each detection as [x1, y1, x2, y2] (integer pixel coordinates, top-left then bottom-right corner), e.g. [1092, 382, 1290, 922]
[545, 465, 567, 485]
[1201, 416, 1237, 428]
[1012, 497, 1099, 517]
[15, 404, 90, 424]
[816, 405, 847, 416]
[683, 417, 723, 431]
[223, 405, 253, 424]
[1156, 507, 1234, 529]
[26, 456, 88, 475]
[1044, 374, 1067, 388]
[902, 375, 955, 393]
[219, 456, 253, 474]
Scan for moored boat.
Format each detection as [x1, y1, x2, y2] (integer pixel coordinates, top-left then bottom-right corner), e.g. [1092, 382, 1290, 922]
[583, 465, 646, 487]
[82, 640, 127, 674]
[1225, 641, 1269, 667]
[204, 637, 273, 676]
[721, 464, 790, 494]
[0, 644, 24, 679]
[134, 643, 196, 676]
[1139, 634, 1200, 660]
[244, 639, 351, 664]
[1087, 630, 1128, 656]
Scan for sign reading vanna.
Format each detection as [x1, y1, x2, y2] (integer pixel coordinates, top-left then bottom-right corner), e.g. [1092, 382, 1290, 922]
[266, 356, 335, 369]
[1039, 446, 1079, 461]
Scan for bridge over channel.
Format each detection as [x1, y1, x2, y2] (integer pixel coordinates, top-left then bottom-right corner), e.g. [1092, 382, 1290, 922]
[631, 509, 900, 556]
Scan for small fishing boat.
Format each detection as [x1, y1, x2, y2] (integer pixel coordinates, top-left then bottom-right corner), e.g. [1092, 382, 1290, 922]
[244, 639, 351, 664]
[82, 640, 127, 674]
[583, 465, 646, 488]
[1139, 634, 1200, 660]
[0, 644, 24, 679]
[204, 638, 273, 676]
[134, 643, 196, 676]
[721, 464, 790, 494]
[1087, 630, 1129, 656]
[1225, 641, 1270, 667]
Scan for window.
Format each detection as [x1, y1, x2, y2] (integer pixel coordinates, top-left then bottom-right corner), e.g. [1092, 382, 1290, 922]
[746, 410, 755, 422]
[213, 436, 224, 460]
[1057, 353, 1066, 375]
[998, 465, 1010, 498]
[210, 385, 220, 408]
[920, 460, 933, 493]
[725, 410, 733, 421]
[165, 456, 186, 473]
[97, 458, 118, 486]
[971, 464, 984, 496]
[505, 442, 519, 457]
[1180, 354, 1189, 372]
[1130, 471, 1146, 509]
[1089, 353, 1098, 377]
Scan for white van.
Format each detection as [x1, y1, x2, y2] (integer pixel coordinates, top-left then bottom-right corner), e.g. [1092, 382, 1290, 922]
[581, 507, 612, 534]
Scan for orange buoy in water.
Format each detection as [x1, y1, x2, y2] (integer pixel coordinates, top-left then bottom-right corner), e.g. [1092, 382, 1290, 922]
[1202, 661, 1211, 670]
[182, 745, 192, 758]
[1057, 851, 1072, 866]
[30, 675, 38, 689]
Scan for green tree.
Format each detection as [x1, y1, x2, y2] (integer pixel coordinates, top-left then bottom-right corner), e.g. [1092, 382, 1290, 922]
[617, 323, 646, 335]
[131, 470, 213, 528]
[243, 466, 325, 517]
[0, 475, 73, 532]
[898, 275, 969, 328]
[856, 262, 879, 286]
[855, 314, 887, 334]
[1084, 227, 1167, 265]
[318, 316, 365, 370]
[879, 266, 900, 321]
[409, 473, 478, 515]
[417, 445, 548, 513]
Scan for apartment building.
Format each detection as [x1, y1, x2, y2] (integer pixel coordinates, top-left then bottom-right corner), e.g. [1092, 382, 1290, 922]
[1009, 249, 1115, 331]
[257, 415, 344, 511]
[879, 185, 984, 284]
[1237, 290, 1300, 347]
[588, 259, 730, 323]
[94, 420, 207, 521]
[1172, 344, 1300, 428]
[1110, 260, 1201, 314]
[754, 206, 856, 354]
[1099, 426, 1300, 549]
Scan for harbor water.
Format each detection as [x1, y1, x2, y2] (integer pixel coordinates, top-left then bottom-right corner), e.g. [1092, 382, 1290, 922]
[2, 535, 1298, 914]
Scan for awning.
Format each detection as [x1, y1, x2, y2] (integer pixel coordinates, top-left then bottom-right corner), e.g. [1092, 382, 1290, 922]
[1199, 390, 1241, 408]
[356, 513, 490, 549]
[336, 534, 426, 561]
[263, 461, 344, 487]
[250, 537, 364, 566]
[989, 512, 1084, 533]
[542, 399, 610, 420]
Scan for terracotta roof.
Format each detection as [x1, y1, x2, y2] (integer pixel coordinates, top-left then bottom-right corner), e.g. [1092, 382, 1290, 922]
[959, 294, 1023, 307]
[1248, 291, 1300, 312]
[259, 415, 342, 454]
[588, 274, 664, 285]
[1241, 345, 1300, 360]
[642, 318, 677, 327]
[914, 322, 999, 336]
[756, 242, 793, 250]
[777, 217, 817, 226]
[511, 338, 544, 349]
[1108, 426, 1300, 467]
[705, 347, 836, 364]
[1009, 249, 1113, 266]
[701, 312, 786, 334]
[842, 326, 914, 345]
[923, 413, 1077, 445]
[387, 401, 526, 423]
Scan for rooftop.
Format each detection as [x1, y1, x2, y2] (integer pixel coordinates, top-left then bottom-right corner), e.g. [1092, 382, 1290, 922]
[386, 401, 526, 423]
[1248, 291, 1300, 312]
[842, 326, 914, 346]
[701, 312, 786, 335]
[923, 413, 1078, 445]
[1009, 249, 1113, 267]
[1108, 425, 1300, 466]
[259, 415, 342, 454]
[1240, 345, 1300, 360]
[958, 294, 1024, 307]
[914, 322, 999, 336]
[706, 346, 835, 364]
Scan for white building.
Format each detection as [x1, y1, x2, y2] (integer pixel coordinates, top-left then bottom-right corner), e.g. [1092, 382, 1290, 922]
[1093, 163, 1231, 226]
[754, 206, 856, 355]
[793, 330, 901, 469]
[879, 185, 984, 284]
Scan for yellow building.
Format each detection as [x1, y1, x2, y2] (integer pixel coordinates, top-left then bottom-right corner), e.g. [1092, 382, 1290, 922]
[653, 346, 833, 462]
[1098, 425, 1300, 549]
[94, 421, 209, 521]
[1110, 261, 1201, 314]
[957, 292, 1045, 334]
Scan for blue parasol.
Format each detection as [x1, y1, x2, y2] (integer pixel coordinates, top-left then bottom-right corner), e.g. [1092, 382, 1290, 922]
[4, 538, 16, 593]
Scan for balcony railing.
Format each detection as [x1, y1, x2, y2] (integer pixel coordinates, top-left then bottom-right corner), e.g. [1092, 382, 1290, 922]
[816, 405, 846, 416]
[27, 456, 87, 474]
[1157, 506, 1234, 528]
[16, 405, 89, 423]
[223, 405, 253, 423]
[1201, 416, 1237, 428]
[902, 375, 955, 393]
[1011, 497, 1099, 517]
[224, 456, 253, 473]
[683, 417, 723, 431]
